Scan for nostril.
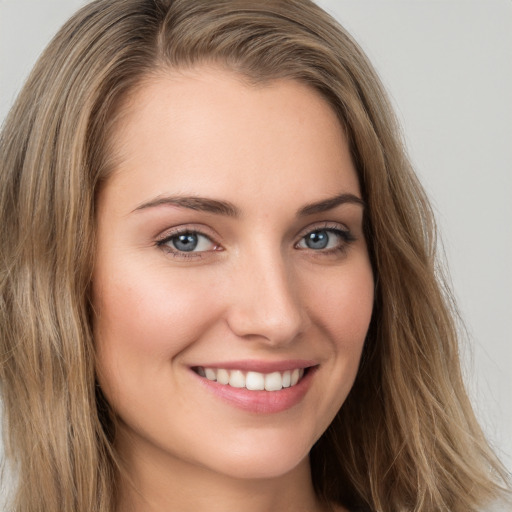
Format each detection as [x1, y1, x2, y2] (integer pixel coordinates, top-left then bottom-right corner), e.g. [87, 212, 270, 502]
[225, 307, 306, 346]
[224, 263, 306, 344]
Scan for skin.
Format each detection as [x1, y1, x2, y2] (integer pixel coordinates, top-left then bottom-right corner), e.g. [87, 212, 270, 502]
[92, 66, 374, 512]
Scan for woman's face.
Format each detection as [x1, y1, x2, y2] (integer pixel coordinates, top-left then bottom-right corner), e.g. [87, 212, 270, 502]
[92, 67, 374, 481]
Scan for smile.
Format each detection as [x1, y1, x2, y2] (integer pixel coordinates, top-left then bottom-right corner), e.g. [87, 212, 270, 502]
[191, 362, 317, 413]
[194, 367, 306, 391]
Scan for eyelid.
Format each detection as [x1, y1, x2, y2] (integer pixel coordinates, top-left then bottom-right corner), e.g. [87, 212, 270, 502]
[154, 221, 356, 259]
[294, 221, 356, 254]
[295, 221, 352, 240]
[155, 225, 223, 257]
[155, 224, 219, 244]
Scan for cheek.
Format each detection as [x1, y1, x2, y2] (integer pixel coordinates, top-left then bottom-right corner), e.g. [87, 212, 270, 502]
[296, 258, 374, 438]
[92, 262, 219, 394]
[309, 259, 374, 349]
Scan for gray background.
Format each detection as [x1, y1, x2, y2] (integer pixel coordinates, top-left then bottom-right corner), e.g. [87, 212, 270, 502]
[1, 0, 511, 486]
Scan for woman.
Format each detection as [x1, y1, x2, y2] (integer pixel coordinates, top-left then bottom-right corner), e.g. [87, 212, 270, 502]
[0, 1, 510, 511]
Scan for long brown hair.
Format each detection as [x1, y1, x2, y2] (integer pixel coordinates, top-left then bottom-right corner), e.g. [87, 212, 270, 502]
[0, 1, 510, 511]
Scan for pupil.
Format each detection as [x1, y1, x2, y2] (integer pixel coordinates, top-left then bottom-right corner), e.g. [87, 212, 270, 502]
[174, 233, 198, 252]
[306, 231, 329, 249]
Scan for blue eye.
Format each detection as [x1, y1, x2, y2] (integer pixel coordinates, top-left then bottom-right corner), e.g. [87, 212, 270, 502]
[297, 228, 353, 252]
[159, 231, 216, 253]
[304, 230, 330, 250]
[173, 233, 199, 252]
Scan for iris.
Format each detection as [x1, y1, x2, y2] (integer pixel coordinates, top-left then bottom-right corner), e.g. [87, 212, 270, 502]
[173, 233, 199, 252]
[304, 230, 330, 250]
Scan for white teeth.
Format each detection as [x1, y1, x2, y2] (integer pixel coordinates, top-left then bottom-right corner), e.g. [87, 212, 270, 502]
[217, 369, 230, 385]
[282, 370, 291, 388]
[205, 368, 216, 381]
[197, 367, 307, 391]
[246, 371, 265, 390]
[264, 371, 283, 391]
[229, 370, 245, 388]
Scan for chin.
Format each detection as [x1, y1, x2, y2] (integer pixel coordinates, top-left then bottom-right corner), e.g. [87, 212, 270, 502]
[206, 453, 310, 481]
[190, 427, 318, 481]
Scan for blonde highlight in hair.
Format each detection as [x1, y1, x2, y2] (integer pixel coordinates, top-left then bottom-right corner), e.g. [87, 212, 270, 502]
[0, 1, 510, 511]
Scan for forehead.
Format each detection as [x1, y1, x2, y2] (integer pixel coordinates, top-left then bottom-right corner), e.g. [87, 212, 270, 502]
[102, 66, 360, 211]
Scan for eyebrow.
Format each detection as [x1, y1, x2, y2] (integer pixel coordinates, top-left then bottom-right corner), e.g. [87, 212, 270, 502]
[133, 196, 240, 217]
[297, 193, 365, 216]
[133, 192, 364, 217]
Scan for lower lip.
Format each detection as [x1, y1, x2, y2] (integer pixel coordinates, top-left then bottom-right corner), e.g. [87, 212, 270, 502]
[193, 368, 316, 414]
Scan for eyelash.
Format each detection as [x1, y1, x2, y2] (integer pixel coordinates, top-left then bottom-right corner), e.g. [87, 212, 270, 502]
[156, 223, 356, 259]
[296, 223, 356, 256]
[156, 227, 219, 259]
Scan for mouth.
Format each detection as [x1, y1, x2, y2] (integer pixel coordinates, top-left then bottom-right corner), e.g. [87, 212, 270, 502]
[190, 361, 318, 413]
[192, 366, 308, 391]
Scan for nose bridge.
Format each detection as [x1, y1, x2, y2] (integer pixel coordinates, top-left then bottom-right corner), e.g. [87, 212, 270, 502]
[226, 242, 305, 345]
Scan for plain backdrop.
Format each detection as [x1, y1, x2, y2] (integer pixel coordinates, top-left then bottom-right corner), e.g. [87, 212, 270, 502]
[1, 0, 511, 487]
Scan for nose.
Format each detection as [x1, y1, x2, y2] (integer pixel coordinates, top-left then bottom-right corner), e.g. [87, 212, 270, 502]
[225, 247, 307, 346]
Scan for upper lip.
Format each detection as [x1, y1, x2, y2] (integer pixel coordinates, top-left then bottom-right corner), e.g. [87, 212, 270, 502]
[191, 359, 317, 373]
